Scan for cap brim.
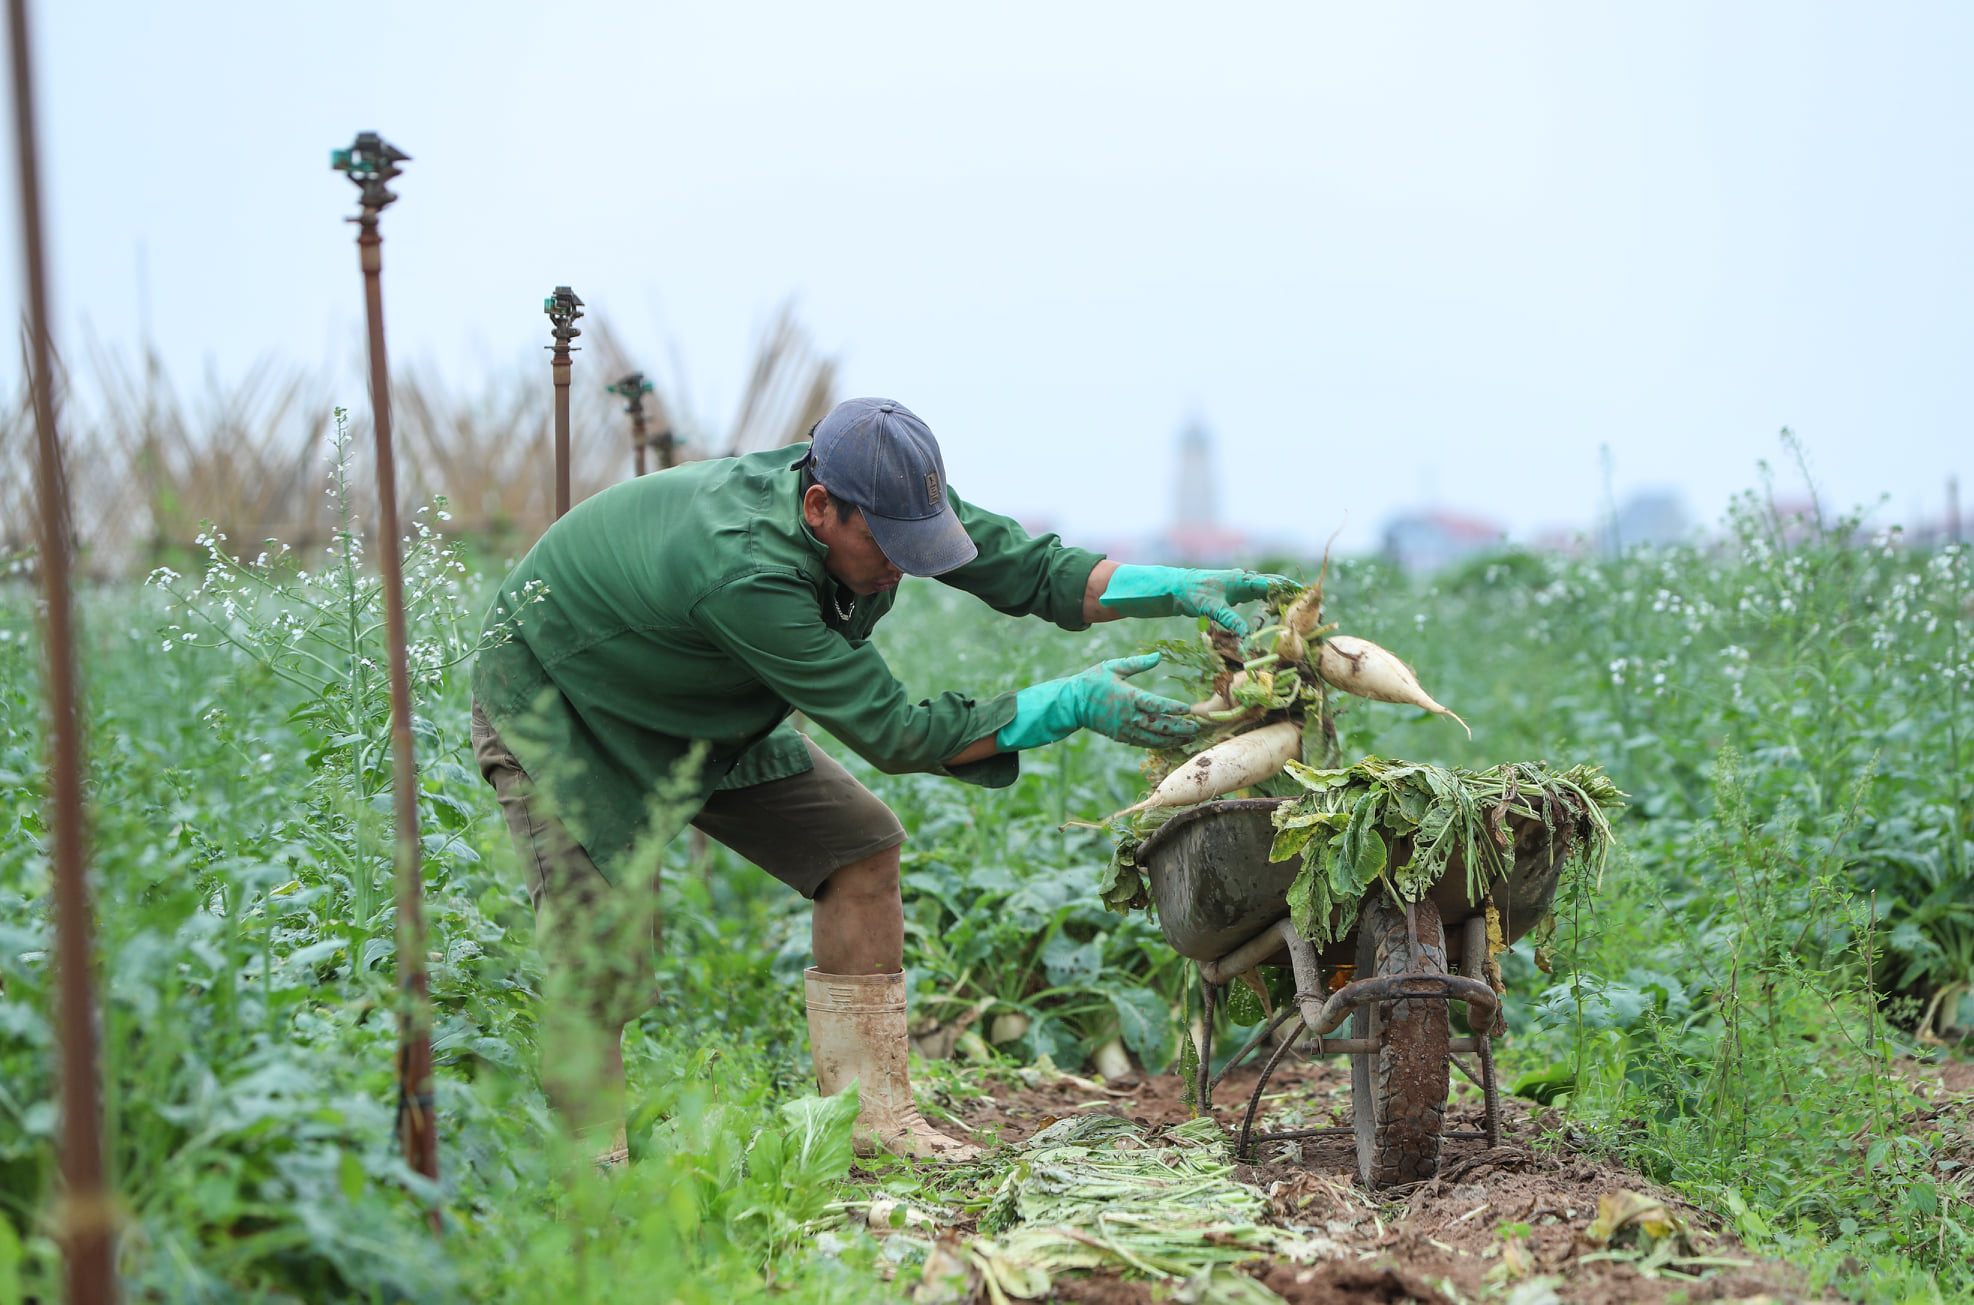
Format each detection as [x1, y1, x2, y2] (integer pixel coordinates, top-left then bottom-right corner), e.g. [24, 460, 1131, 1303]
[864, 501, 978, 577]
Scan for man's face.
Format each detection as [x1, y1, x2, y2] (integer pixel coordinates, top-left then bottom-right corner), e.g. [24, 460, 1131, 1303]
[804, 485, 904, 596]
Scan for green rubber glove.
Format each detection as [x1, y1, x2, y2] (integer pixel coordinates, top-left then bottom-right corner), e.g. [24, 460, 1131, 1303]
[1099, 564, 1294, 637]
[997, 652, 1201, 751]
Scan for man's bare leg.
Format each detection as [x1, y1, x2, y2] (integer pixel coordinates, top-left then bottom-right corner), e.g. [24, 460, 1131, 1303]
[812, 846, 904, 975]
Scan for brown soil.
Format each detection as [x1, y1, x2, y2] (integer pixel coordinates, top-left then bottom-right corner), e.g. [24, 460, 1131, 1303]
[1888, 1057, 1974, 1184]
[1046, 1272, 1157, 1304]
[1250, 1262, 1455, 1305]
[950, 1053, 1831, 1303]
[1899, 1053, 1974, 1104]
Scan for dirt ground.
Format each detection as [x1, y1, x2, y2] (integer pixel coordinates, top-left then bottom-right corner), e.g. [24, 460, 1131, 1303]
[1901, 1052, 1974, 1102]
[946, 1048, 1851, 1305]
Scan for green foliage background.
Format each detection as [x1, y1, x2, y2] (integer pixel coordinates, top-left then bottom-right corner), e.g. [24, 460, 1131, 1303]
[0, 468, 1969, 1300]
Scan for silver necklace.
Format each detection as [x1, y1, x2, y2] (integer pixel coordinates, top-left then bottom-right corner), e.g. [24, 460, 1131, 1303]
[832, 587, 855, 622]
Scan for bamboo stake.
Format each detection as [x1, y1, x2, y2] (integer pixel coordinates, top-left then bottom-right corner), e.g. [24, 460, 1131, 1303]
[545, 286, 583, 516]
[329, 133, 440, 1219]
[8, 0, 117, 1298]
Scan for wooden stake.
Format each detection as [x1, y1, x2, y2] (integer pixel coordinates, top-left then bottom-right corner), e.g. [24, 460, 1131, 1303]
[9, 0, 117, 1297]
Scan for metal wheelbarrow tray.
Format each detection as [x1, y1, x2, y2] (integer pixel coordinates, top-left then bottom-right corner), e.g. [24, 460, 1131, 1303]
[1134, 795, 1574, 1187]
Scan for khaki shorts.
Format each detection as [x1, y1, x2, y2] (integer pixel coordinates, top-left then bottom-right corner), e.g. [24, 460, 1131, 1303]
[469, 703, 904, 1023]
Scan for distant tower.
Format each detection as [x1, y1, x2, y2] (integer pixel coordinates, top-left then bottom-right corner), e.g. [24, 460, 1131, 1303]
[1165, 417, 1245, 565]
[1173, 418, 1219, 531]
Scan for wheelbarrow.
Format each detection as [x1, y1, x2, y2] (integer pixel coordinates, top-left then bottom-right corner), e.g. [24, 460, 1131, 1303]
[1133, 796, 1570, 1188]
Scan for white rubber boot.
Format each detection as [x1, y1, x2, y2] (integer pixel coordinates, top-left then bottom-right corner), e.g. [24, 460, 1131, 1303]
[805, 968, 981, 1162]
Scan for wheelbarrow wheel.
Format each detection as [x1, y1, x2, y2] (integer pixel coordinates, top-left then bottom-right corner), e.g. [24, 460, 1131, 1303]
[1351, 891, 1449, 1187]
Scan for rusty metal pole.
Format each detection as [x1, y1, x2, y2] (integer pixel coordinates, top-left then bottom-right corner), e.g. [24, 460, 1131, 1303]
[9, 2, 117, 1299]
[608, 371, 653, 477]
[330, 133, 440, 1215]
[545, 287, 583, 517]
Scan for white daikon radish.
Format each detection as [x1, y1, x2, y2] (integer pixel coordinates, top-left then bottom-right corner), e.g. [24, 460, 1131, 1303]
[1274, 526, 1341, 663]
[1274, 584, 1327, 664]
[1092, 1038, 1133, 1081]
[1315, 635, 1471, 738]
[1190, 670, 1264, 722]
[1092, 719, 1304, 825]
[866, 1199, 936, 1231]
[989, 1012, 1030, 1044]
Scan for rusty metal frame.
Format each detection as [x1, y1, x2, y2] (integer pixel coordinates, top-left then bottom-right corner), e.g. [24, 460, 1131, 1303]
[10, 0, 117, 1295]
[609, 371, 654, 476]
[331, 132, 440, 1217]
[1198, 917, 1507, 1166]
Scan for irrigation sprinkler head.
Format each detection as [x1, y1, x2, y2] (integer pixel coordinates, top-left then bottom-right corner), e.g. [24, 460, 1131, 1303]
[545, 286, 585, 349]
[608, 371, 653, 414]
[331, 132, 411, 213]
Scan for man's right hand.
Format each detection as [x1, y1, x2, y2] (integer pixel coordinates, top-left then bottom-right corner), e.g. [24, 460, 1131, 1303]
[996, 653, 1201, 752]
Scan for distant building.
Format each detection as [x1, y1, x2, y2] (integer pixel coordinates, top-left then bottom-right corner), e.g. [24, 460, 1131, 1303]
[1904, 475, 1966, 549]
[1156, 417, 1249, 564]
[1381, 509, 1506, 575]
[1600, 488, 1692, 554]
[1531, 524, 1593, 558]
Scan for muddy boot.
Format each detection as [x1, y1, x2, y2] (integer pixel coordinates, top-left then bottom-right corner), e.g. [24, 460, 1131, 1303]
[805, 968, 981, 1162]
[576, 1119, 630, 1171]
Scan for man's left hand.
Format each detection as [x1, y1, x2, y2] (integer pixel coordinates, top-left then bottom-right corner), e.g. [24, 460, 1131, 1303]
[1098, 564, 1295, 637]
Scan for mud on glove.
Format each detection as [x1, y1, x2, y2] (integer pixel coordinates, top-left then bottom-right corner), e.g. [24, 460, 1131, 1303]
[1098, 564, 1293, 637]
[996, 652, 1202, 751]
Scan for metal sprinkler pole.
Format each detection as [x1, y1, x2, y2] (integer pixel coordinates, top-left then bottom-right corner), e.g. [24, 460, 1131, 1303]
[546, 286, 584, 516]
[608, 371, 654, 476]
[330, 133, 440, 1211]
[9, 1, 117, 1298]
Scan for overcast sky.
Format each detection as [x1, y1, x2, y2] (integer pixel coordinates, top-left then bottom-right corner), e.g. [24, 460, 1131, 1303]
[5, 1, 1969, 554]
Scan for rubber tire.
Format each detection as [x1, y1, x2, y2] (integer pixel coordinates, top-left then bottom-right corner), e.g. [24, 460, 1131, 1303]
[1351, 891, 1450, 1187]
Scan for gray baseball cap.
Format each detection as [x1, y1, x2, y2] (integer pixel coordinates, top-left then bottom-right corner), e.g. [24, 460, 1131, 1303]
[803, 397, 978, 576]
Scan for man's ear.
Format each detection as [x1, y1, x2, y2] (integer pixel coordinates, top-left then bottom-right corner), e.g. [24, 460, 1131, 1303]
[801, 483, 830, 531]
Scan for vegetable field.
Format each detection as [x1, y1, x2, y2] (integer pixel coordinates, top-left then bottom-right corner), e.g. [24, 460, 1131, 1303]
[2, 477, 1971, 1302]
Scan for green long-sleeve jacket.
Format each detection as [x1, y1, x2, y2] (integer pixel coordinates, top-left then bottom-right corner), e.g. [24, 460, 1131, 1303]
[470, 443, 1104, 879]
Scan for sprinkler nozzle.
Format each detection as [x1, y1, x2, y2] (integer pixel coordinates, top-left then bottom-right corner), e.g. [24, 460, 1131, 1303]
[332, 132, 410, 212]
[545, 286, 585, 348]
